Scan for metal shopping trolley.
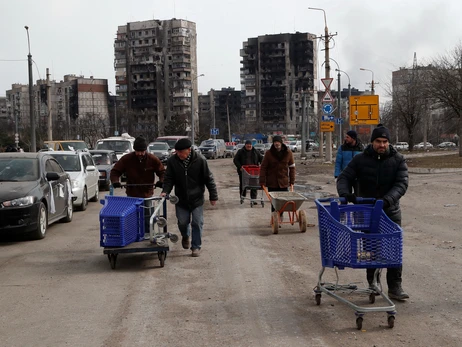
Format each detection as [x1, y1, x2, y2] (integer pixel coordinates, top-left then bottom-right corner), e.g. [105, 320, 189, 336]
[314, 197, 403, 330]
[100, 185, 179, 269]
[240, 165, 265, 207]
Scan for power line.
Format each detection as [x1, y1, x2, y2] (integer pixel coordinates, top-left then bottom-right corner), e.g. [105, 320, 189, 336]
[0, 59, 27, 62]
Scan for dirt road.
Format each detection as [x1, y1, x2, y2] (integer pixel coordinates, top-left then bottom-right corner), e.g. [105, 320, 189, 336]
[0, 156, 461, 346]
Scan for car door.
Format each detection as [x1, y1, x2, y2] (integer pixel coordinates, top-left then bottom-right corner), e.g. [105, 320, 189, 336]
[44, 158, 66, 218]
[83, 153, 99, 197]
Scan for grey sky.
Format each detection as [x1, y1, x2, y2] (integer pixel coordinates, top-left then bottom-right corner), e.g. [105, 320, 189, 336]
[1, 0, 460, 102]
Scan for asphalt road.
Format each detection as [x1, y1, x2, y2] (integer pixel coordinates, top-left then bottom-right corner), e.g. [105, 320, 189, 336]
[0, 157, 461, 346]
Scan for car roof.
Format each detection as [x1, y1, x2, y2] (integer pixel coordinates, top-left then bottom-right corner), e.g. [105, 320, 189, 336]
[48, 150, 84, 156]
[148, 142, 170, 145]
[89, 149, 116, 154]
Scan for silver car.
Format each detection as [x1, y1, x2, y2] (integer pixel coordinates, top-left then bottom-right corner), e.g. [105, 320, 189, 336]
[148, 142, 171, 164]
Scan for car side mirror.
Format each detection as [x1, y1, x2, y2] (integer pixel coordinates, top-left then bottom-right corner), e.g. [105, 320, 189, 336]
[46, 172, 60, 181]
[86, 165, 96, 172]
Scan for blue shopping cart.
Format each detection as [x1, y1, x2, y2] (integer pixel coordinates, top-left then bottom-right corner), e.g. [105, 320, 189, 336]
[314, 197, 403, 330]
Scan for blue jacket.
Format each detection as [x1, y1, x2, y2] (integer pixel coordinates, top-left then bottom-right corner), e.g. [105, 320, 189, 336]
[334, 141, 363, 177]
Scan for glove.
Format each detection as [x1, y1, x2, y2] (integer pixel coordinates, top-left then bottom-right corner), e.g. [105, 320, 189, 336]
[341, 193, 356, 204]
[112, 182, 121, 188]
[155, 181, 163, 188]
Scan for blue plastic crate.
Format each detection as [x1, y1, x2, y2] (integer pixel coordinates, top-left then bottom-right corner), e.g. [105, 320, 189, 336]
[315, 199, 403, 269]
[99, 196, 145, 247]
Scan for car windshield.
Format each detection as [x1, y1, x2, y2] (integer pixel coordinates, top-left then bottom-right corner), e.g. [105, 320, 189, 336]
[289, 141, 297, 145]
[51, 154, 81, 172]
[96, 141, 131, 153]
[0, 158, 39, 182]
[91, 153, 111, 165]
[226, 145, 234, 150]
[61, 142, 87, 151]
[149, 143, 169, 151]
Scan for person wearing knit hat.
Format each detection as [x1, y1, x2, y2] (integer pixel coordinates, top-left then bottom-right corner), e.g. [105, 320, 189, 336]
[334, 130, 363, 178]
[161, 136, 218, 258]
[337, 123, 410, 301]
[233, 139, 263, 204]
[259, 135, 295, 225]
[133, 136, 148, 151]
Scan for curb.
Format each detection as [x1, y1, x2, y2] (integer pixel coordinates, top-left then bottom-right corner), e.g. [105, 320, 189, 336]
[408, 168, 462, 174]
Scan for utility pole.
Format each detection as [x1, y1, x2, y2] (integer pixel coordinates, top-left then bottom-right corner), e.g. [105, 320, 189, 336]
[301, 92, 307, 157]
[25, 26, 36, 152]
[337, 70, 341, 146]
[46, 68, 52, 140]
[226, 94, 231, 142]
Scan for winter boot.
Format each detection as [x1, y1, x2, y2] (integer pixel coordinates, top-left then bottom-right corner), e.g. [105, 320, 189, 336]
[388, 285, 410, 300]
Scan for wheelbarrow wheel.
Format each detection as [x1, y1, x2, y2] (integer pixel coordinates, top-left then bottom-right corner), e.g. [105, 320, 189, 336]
[299, 210, 307, 232]
[271, 211, 279, 234]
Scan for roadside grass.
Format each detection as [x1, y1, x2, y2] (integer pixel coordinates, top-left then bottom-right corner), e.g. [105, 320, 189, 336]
[405, 153, 462, 168]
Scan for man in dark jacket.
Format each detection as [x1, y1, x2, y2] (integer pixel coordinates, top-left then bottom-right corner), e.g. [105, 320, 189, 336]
[259, 135, 295, 218]
[337, 125, 409, 301]
[161, 138, 218, 257]
[233, 140, 263, 203]
[334, 130, 363, 178]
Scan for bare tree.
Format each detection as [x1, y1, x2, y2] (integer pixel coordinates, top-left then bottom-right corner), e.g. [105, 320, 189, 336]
[74, 113, 108, 148]
[427, 43, 462, 156]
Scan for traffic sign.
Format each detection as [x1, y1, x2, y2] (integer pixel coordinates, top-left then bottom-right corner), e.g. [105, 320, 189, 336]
[322, 103, 333, 114]
[322, 91, 333, 103]
[210, 128, 219, 135]
[321, 78, 333, 90]
[349, 95, 380, 125]
[320, 122, 334, 132]
[335, 118, 344, 125]
[322, 115, 334, 121]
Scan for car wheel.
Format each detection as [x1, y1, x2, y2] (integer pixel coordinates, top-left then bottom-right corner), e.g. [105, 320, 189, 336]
[32, 202, 47, 239]
[61, 201, 73, 223]
[79, 187, 88, 211]
[89, 185, 99, 202]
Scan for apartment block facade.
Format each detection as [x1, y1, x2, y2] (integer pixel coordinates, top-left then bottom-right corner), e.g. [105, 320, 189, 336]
[114, 18, 198, 137]
[240, 32, 317, 135]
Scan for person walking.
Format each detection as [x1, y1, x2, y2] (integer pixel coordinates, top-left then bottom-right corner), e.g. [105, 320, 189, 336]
[259, 135, 295, 219]
[161, 138, 218, 257]
[233, 139, 263, 203]
[110, 136, 165, 235]
[336, 125, 410, 301]
[334, 130, 363, 178]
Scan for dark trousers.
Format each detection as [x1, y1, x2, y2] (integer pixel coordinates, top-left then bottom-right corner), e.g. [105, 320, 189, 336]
[267, 187, 289, 213]
[238, 171, 257, 199]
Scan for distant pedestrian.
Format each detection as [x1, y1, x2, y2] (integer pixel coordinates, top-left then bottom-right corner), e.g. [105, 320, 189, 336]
[259, 135, 295, 218]
[5, 144, 18, 152]
[161, 138, 218, 257]
[334, 130, 363, 178]
[233, 139, 263, 203]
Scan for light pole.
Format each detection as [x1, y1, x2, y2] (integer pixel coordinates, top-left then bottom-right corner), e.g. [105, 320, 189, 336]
[191, 73, 204, 144]
[308, 7, 333, 162]
[360, 67, 374, 95]
[336, 68, 351, 135]
[109, 92, 118, 135]
[226, 93, 232, 142]
[25, 26, 36, 152]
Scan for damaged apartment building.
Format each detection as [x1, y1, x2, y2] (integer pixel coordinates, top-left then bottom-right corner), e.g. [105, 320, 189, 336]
[240, 32, 317, 135]
[114, 18, 198, 138]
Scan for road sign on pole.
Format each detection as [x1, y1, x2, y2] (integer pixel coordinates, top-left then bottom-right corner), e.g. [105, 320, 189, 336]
[321, 78, 333, 90]
[320, 122, 334, 132]
[322, 103, 333, 114]
[322, 91, 334, 103]
[349, 95, 380, 125]
[210, 128, 219, 135]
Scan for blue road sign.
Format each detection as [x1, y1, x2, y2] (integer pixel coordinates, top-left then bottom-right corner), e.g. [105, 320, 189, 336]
[322, 115, 335, 121]
[210, 128, 219, 135]
[322, 103, 333, 114]
[335, 118, 344, 125]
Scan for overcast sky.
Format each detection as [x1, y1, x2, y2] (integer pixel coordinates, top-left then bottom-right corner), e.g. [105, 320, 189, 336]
[1, 0, 461, 102]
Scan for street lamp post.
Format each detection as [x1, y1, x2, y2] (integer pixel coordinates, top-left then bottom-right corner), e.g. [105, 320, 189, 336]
[226, 93, 232, 142]
[336, 68, 351, 137]
[109, 92, 118, 135]
[191, 73, 205, 144]
[25, 26, 36, 152]
[360, 67, 374, 95]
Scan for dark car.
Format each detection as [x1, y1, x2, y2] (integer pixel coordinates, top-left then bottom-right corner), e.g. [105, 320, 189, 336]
[148, 142, 171, 164]
[89, 150, 118, 191]
[199, 145, 219, 159]
[0, 152, 73, 239]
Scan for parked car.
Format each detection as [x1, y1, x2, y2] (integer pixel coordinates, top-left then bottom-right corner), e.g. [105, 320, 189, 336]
[394, 142, 409, 151]
[437, 141, 456, 148]
[148, 142, 171, 164]
[199, 139, 226, 158]
[95, 133, 135, 160]
[89, 150, 118, 191]
[43, 140, 88, 151]
[48, 151, 99, 211]
[287, 140, 302, 152]
[254, 143, 266, 155]
[199, 144, 221, 159]
[224, 145, 238, 158]
[0, 152, 73, 239]
[236, 143, 245, 151]
[414, 142, 434, 149]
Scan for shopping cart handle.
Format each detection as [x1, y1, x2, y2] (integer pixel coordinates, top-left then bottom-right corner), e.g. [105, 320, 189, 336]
[316, 197, 376, 204]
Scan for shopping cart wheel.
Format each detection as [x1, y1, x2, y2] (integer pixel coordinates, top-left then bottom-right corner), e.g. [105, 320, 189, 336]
[356, 317, 363, 330]
[369, 293, 376, 304]
[108, 254, 118, 270]
[158, 251, 166, 267]
[261, 202, 264, 208]
[315, 294, 321, 305]
[271, 212, 279, 234]
[299, 210, 307, 232]
[387, 315, 395, 328]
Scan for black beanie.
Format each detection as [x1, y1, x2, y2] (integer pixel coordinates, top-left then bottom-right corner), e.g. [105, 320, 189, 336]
[175, 138, 192, 150]
[245, 140, 252, 145]
[133, 136, 147, 151]
[370, 125, 391, 142]
[346, 130, 357, 140]
[273, 135, 283, 143]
